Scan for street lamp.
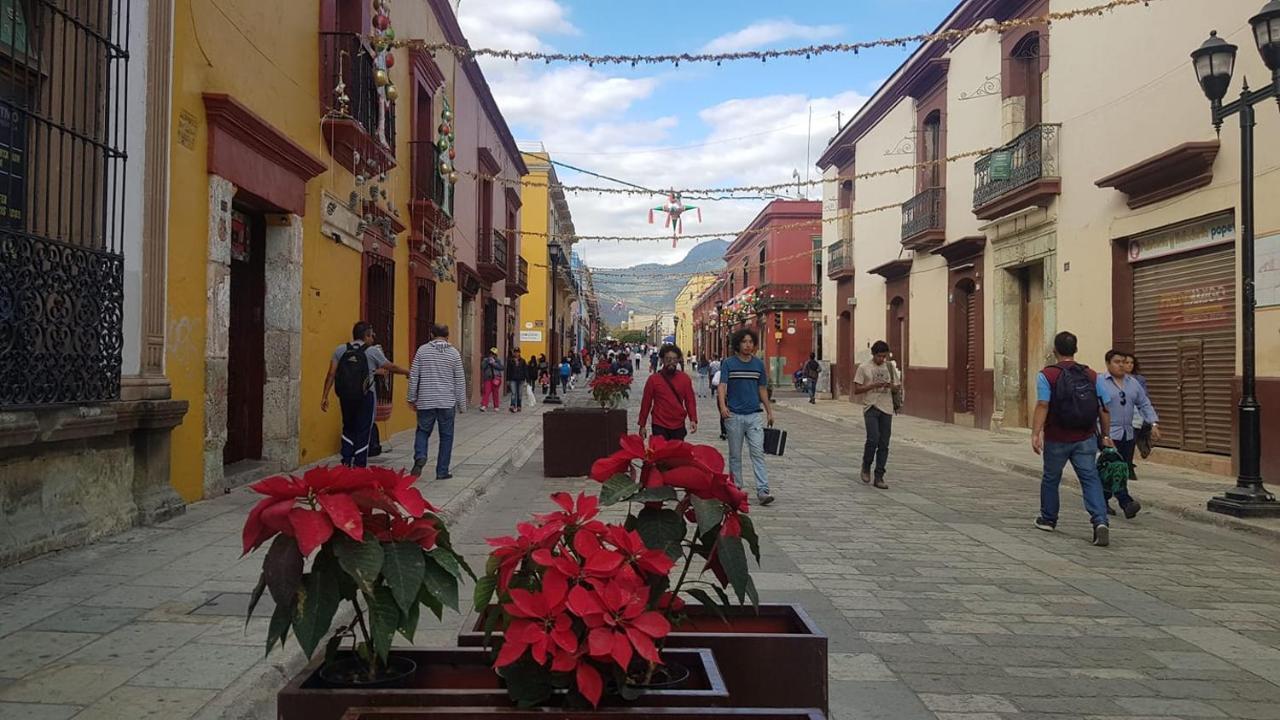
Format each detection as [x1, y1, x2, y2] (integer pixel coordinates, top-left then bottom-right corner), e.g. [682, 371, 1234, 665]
[1191, 5, 1280, 517]
[545, 241, 564, 405]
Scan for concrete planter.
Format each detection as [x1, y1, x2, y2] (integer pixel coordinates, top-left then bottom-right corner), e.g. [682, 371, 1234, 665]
[278, 647, 728, 720]
[542, 407, 627, 477]
[460, 603, 828, 714]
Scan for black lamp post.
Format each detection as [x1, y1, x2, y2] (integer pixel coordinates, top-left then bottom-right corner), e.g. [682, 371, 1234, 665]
[545, 241, 564, 405]
[1192, 2, 1280, 517]
[714, 300, 725, 358]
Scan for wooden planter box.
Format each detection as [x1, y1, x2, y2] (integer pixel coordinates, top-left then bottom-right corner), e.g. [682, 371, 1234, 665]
[460, 604, 828, 715]
[542, 407, 627, 477]
[278, 647, 728, 720]
[340, 708, 827, 720]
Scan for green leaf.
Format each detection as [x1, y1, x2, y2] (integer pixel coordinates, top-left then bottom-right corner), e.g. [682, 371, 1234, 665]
[636, 507, 686, 559]
[683, 588, 727, 622]
[266, 599, 293, 656]
[716, 535, 751, 604]
[501, 658, 555, 708]
[334, 535, 384, 596]
[323, 632, 345, 666]
[420, 585, 445, 621]
[473, 574, 498, 613]
[383, 543, 427, 614]
[600, 474, 639, 506]
[292, 569, 341, 659]
[367, 586, 401, 662]
[744, 574, 760, 608]
[263, 535, 304, 606]
[739, 514, 762, 564]
[690, 497, 725, 538]
[398, 597, 421, 643]
[709, 581, 733, 608]
[423, 555, 460, 612]
[633, 486, 678, 503]
[429, 547, 462, 578]
[246, 572, 267, 627]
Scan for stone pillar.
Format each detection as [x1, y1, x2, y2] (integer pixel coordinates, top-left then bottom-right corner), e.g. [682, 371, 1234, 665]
[203, 175, 236, 497]
[262, 214, 303, 470]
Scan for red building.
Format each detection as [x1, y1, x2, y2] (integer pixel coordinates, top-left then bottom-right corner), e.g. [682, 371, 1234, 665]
[692, 201, 822, 384]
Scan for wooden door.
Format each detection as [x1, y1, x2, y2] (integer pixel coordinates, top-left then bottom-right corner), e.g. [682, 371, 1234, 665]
[1177, 339, 1208, 453]
[954, 281, 977, 414]
[224, 208, 265, 465]
[1017, 264, 1045, 428]
[888, 297, 906, 368]
[837, 311, 852, 396]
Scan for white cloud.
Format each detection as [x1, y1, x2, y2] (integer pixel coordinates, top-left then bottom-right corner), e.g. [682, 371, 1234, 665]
[457, 0, 577, 51]
[701, 19, 844, 54]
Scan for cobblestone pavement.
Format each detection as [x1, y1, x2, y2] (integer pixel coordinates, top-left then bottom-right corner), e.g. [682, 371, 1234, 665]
[438, 375, 1280, 720]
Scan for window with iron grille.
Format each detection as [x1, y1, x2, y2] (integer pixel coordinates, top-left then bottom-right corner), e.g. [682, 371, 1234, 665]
[364, 253, 395, 406]
[0, 0, 129, 407]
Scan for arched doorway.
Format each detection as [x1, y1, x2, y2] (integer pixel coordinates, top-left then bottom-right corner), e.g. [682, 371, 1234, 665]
[952, 279, 978, 420]
[1011, 33, 1043, 130]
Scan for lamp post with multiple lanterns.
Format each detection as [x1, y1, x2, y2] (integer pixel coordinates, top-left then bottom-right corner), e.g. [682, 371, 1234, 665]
[1190, 0, 1280, 517]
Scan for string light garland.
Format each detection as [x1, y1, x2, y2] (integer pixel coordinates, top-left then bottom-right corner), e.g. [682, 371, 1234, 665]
[388, 0, 1155, 66]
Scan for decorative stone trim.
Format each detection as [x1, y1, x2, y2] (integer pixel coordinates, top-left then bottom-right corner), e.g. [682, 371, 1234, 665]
[1095, 141, 1220, 210]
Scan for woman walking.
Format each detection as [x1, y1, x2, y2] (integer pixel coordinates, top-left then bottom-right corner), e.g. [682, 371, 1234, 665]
[507, 350, 527, 413]
[480, 348, 504, 412]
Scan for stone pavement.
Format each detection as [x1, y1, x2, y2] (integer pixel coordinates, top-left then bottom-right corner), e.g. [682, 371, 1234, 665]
[433, 377, 1280, 720]
[0, 389, 559, 720]
[776, 393, 1280, 542]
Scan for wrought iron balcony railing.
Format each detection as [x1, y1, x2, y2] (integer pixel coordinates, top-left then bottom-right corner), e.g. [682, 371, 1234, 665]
[827, 240, 853, 278]
[973, 123, 1061, 212]
[320, 32, 397, 172]
[901, 186, 945, 248]
[409, 141, 446, 210]
[758, 283, 821, 309]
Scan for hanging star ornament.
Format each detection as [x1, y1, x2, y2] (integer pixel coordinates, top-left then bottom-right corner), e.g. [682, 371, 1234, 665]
[648, 191, 701, 247]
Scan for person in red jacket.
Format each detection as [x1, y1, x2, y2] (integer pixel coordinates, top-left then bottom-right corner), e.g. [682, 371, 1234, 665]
[638, 344, 699, 441]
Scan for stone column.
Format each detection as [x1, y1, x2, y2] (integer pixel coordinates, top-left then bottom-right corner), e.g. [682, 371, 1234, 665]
[203, 175, 236, 497]
[262, 214, 303, 470]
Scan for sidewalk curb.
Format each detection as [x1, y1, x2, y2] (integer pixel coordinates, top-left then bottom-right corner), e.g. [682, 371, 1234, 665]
[780, 400, 1280, 544]
[198, 418, 545, 720]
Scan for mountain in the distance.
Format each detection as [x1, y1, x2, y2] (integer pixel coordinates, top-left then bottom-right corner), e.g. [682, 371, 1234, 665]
[595, 239, 728, 328]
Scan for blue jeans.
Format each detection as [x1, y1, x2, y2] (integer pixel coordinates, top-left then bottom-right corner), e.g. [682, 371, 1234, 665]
[1041, 438, 1109, 527]
[414, 408, 456, 479]
[725, 412, 769, 495]
[508, 380, 524, 408]
[806, 377, 817, 401]
[339, 390, 377, 468]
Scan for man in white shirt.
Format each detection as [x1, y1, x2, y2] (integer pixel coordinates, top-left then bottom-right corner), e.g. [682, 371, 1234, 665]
[853, 341, 901, 489]
[407, 324, 467, 479]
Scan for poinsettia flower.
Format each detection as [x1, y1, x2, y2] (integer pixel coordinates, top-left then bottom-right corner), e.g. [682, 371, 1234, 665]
[656, 591, 686, 612]
[241, 495, 295, 554]
[248, 474, 308, 499]
[315, 492, 363, 543]
[289, 508, 334, 556]
[365, 466, 436, 517]
[487, 522, 561, 590]
[589, 434, 646, 482]
[372, 516, 440, 550]
[301, 465, 374, 494]
[495, 571, 577, 668]
[603, 525, 675, 578]
[720, 512, 742, 538]
[536, 492, 604, 536]
[572, 529, 626, 578]
[568, 578, 671, 670]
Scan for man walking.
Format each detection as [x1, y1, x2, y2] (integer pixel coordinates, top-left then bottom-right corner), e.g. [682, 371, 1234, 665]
[1101, 350, 1159, 518]
[1032, 331, 1114, 547]
[407, 324, 467, 480]
[853, 341, 899, 489]
[803, 353, 821, 404]
[507, 349, 527, 413]
[322, 321, 409, 468]
[480, 348, 504, 412]
[639, 344, 699, 440]
[718, 329, 775, 505]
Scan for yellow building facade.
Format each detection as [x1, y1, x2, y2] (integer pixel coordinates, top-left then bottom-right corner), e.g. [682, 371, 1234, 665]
[167, 0, 526, 500]
[519, 148, 578, 362]
[675, 273, 717, 355]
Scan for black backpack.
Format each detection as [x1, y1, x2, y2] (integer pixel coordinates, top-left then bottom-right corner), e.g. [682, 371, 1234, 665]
[335, 343, 371, 405]
[1048, 363, 1099, 430]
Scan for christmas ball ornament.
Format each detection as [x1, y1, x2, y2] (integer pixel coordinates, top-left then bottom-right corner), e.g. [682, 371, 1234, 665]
[443, 109, 453, 123]
[436, 137, 449, 152]
[448, 147, 456, 160]
[384, 53, 395, 69]
[439, 160, 452, 174]
[374, 69, 389, 87]
[375, 14, 390, 30]
[384, 28, 395, 41]
[438, 122, 451, 136]
[385, 84, 398, 101]
[449, 171, 459, 184]
[355, 174, 366, 185]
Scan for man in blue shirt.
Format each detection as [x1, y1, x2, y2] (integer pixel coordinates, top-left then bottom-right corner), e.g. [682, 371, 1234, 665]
[717, 328, 776, 505]
[1100, 349, 1159, 519]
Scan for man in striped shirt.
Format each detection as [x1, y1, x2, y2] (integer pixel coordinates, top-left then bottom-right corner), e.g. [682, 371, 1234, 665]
[407, 324, 468, 479]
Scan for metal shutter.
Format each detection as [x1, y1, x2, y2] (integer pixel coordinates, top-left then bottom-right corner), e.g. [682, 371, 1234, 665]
[1133, 247, 1235, 455]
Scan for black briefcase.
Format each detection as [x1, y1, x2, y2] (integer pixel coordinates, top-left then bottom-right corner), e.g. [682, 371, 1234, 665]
[763, 427, 787, 456]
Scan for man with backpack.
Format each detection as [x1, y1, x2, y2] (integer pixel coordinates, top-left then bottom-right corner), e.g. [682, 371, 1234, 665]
[1032, 331, 1114, 547]
[322, 321, 409, 468]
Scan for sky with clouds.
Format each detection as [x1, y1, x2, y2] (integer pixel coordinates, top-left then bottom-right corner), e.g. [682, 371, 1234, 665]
[456, 0, 957, 271]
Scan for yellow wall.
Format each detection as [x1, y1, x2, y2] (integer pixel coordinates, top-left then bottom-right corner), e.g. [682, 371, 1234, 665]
[519, 153, 551, 360]
[675, 273, 716, 355]
[167, 0, 452, 500]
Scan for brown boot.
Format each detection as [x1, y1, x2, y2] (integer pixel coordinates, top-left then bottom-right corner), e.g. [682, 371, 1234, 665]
[873, 477, 888, 489]
[860, 469, 871, 484]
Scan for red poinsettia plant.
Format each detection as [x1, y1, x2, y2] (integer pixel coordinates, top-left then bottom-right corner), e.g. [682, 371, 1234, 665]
[588, 373, 632, 409]
[242, 465, 471, 682]
[472, 435, 761, 708]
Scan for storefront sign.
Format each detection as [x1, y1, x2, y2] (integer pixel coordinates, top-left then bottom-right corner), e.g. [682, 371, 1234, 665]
[1157, 284, 1233, 330]
[519, 330, 542, 342]
[1128, 214, 1235, 263]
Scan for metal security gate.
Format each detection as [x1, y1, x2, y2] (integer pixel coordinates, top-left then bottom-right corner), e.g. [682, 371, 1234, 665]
[0, 0, 130, 407]
[1133, 246, 1235, 454]
[954, 281, 977, 414]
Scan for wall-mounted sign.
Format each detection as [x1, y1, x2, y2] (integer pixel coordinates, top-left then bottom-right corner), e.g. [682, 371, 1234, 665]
[786, 327, 796, 335]
[520, 330, 543, 342]
[988, 150, 1013, 181]
[524, 322, 533, 329]
[1128, 213, 1235, 263]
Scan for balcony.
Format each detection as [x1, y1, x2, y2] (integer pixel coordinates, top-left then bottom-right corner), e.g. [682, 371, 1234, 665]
[973, 123, 1061, 221]
[901, 187, 945, 251]
[408, 141, 450, 238]
[508, 257, 529, 297]
[827, 240, 854, 280]
[321, 32, 397, 176]
[479, 228, 509, 283]
[758, 283, 820, 310]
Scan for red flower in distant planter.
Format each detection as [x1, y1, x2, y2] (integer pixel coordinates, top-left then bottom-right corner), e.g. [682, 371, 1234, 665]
[588, 373, 633, 409]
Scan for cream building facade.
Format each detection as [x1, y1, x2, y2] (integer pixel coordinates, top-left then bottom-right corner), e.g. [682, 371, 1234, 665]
[676, 273, 718, 355]
[818, 0, 1280, 479]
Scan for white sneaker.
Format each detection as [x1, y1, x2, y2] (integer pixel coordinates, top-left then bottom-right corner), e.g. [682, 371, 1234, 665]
[478, 407, 486, 413]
